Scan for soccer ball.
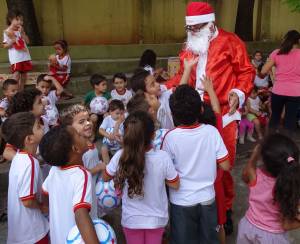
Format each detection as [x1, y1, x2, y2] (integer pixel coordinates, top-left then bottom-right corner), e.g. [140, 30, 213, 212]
[90, 96, 109, 115]
[95, 178, 121, 212]
[66, 219, 117, 244]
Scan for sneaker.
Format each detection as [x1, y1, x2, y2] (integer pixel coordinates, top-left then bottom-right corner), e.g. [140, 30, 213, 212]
[247, 134, 256, 142]
[239, 136, 245, 144]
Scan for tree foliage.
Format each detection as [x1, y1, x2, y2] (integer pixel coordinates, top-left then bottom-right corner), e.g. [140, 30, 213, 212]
[283, 0, 300, 12]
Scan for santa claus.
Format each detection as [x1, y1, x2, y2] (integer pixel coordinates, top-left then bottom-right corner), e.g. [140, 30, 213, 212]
[165, 1, 255, 234]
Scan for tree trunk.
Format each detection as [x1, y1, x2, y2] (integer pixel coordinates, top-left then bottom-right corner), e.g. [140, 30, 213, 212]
[6, 0, 42, 45]
[235, 0, 255, 41]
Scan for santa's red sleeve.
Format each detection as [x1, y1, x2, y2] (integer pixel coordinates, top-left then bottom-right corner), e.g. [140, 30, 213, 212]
[229, 34, 255, 101]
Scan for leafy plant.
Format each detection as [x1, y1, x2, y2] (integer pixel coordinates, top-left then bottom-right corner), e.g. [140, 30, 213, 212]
[283, 0, 300, 12]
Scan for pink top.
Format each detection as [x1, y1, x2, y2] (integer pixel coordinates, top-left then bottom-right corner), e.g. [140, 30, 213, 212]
[246, 168, 284, 233]
[270, 49, 300, 96]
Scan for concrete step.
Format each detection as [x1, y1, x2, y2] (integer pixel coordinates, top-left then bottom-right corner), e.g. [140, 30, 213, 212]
[0, 57, 168, 77]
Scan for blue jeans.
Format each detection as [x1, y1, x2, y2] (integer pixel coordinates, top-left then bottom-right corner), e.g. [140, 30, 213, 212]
[170, 201, 219, 244]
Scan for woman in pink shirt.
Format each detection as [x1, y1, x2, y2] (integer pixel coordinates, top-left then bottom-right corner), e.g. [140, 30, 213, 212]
[237, 134, 300, 243]
[262, 30, 300, 134]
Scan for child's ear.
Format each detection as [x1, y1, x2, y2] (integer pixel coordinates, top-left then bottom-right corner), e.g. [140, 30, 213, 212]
[24, 134, 34, 146]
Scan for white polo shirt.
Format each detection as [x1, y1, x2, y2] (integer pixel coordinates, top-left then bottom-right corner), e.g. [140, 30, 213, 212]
[42, 165, 92, 244]
[111, 89, 133, 106]
[161, 124, 229, 206]
[43, 90, 59, 126]
[3, 30, 31, 64]
[56, 54, 71, 74]
[82, 144, 102, 219]
[106, 149, 179, 229]
[7, 151, 49, 244]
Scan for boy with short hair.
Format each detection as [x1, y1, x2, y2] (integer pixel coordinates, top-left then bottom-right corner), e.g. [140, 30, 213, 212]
[36, 74, 64, 126]
[84, 74, 111, 107]
[99, 99, 125, 164]
[2, 112, 49, 243]
[0, 78, 19, 122]
[130, 69, 174, 129]
[161, 85, 230, 244]
[40, 126, 99, 244]
[110, 72, 132, 107]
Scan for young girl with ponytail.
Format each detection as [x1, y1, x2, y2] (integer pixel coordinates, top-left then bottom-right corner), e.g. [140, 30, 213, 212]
[237, 133, 300, 243]
[102, 111, 179, 244]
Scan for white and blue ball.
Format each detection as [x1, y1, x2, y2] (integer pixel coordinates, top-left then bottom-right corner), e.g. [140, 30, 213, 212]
[66, 219, 117, 244]
[90, 96, 109, 115]
[95, 179, 121, 212]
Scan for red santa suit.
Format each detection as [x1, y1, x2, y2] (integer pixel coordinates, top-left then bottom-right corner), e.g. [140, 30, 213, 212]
[165, 5, 255, 211]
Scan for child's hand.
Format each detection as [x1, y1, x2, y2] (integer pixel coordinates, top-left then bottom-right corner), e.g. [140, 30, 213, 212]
[114, 133, 123, 143]
[201, 76, 214, 92]
[256, 111, 262, 116]
[183, 56, 199, 71]
[108, 133, 116, 141]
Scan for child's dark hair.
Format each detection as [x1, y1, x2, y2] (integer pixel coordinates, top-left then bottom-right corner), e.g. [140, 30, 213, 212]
[252, 86, 259, 93]
[199, 103, 217, 126]
[261, 133, 300, 220]
[139, 49, 157, 68]
[109, 99, 125, 112]
[2, 79, 18, 90]
[169, 84, 203, 126]
[36, 74, 51, 85]
[114, 111, 155, 198]
[130, 68, 150, 93]
[89, 74, 107, 88]
[8, 88, 41, 115]
[278, 30, 300, 55]
[113, 73, 127, 83]
[39, 125, 74, 166]
[253, 50, 262, 57]
[127, 91, 150, 115]
[6, 9, 23, 26]
[54, 39, 69, 53]
[2, 112, 35, 149]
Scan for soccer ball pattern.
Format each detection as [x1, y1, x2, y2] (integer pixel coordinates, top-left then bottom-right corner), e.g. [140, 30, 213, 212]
[95, 178, 121, 213]
[66, 219, 117, 243]
[90, 96, 109, 115]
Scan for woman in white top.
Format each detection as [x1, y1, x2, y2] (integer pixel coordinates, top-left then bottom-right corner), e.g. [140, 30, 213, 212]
[103, 111, 180, 244]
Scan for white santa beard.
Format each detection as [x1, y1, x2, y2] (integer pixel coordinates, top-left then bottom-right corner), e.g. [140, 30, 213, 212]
[186, 23, 213, 55]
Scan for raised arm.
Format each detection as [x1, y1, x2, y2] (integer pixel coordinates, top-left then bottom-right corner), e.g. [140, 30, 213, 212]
[242, 144, 260, 184]
[179, 57, 199, 85]
[202, 76, 220, 114]
[46, 75, 64, 97]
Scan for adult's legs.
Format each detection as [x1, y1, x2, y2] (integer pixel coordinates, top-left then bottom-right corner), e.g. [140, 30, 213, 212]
[269, 93, 286, 132]
[284, 96, 300, 135]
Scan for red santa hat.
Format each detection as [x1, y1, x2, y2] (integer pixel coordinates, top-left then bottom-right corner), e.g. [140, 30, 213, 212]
[186, 2, 215, 26]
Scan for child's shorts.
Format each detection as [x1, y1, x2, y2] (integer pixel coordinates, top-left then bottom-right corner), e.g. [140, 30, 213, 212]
[51, 73, 70, 87]
[11, 60, 33, 73]
[237, 217, 290, 244]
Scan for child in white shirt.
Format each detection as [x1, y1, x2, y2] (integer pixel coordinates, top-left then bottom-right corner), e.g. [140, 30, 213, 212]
[99, 99, 125, 164]
[3, 88, 48, 162]
[111, 72, 132, 107]
[102, 111, 179, 244]
[161, 85, 230, 244]
[0, 79, 19, 122]
[3, 10, 32, 90]
[36, 74, 64, 126]
[2, 112, 49, 243]
[130, 69, 174, 129]
[40, 126, 99, 244]
[60, 104, 105, 218]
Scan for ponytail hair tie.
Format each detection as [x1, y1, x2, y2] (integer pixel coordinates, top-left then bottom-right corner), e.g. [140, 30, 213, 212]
[287, 156, 294, 163]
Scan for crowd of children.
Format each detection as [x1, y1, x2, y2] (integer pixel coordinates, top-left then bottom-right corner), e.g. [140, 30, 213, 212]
[1, 9, 300, 244]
